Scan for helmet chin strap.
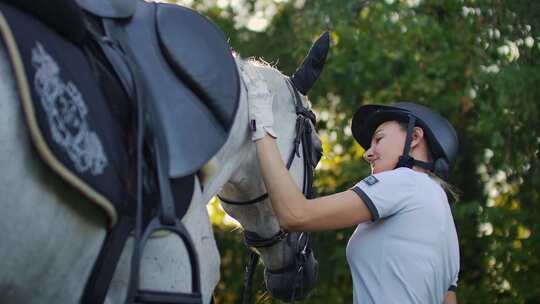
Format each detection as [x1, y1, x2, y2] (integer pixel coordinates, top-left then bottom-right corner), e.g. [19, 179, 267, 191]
[395, 115, 434, 172]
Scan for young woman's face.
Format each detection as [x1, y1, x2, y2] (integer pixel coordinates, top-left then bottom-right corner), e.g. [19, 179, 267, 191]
[363, 120, 407, 174]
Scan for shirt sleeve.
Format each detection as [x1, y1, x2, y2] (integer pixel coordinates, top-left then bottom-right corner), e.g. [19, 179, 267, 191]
[350, 168, 416, 221]
[449, 271, 459, 291]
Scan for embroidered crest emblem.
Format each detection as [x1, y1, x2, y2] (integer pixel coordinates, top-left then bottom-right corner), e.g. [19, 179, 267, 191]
[363, 175, 379, 186]
[31, 42, 108, 175]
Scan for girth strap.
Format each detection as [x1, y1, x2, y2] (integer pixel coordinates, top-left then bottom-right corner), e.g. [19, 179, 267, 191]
[80, 15, 137, 303]
[81, 215, 133, 304]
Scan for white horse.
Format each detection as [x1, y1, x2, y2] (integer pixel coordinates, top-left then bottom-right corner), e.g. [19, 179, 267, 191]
[0, 20, 327, 302]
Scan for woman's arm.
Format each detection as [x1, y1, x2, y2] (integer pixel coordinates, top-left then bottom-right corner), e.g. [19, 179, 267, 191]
[256, 134, 372, 232]
[443, 291, 457, 304]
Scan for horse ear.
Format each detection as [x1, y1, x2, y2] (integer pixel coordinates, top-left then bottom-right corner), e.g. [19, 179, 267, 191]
[290, 31, 330, 95]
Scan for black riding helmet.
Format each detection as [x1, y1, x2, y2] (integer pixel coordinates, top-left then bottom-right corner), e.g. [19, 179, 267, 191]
[351, 102, 458, 180]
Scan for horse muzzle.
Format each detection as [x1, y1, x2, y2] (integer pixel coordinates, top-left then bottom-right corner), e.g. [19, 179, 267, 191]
[264, 250, 319, 302]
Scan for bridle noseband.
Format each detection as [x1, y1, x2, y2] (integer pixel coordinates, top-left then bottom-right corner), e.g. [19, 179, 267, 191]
[218, 79, 321, 303]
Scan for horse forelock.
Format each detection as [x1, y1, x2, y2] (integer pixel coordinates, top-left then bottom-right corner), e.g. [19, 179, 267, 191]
[234, 55, 312, 110]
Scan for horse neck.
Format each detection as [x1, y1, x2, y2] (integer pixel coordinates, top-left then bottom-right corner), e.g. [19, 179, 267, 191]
[199, 71, 252, 204]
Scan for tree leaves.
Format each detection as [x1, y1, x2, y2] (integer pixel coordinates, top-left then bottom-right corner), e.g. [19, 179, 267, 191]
[189, 0, 540, 302]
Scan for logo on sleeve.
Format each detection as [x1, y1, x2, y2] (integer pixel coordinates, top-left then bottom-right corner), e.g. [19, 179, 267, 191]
[363, 175, 379, 186]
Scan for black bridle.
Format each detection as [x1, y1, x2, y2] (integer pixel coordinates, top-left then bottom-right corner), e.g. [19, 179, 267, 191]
[218, 79, 321, 303]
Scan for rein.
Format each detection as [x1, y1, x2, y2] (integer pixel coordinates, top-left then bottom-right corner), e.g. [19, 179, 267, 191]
[218, 79, 318, 304]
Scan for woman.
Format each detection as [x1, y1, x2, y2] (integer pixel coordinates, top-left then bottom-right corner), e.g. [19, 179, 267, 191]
[246, 65, 460, 303]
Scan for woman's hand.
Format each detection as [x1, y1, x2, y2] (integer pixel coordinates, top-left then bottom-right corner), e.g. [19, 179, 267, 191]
[241, 63, 276, 141]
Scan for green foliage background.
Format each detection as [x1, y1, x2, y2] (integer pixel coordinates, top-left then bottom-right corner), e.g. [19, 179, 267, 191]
[179, 0, 540, 302]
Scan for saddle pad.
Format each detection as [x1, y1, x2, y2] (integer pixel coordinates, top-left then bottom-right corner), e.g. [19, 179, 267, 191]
[0, 3, 129, 226]
[111, 0, 240, 178]
[1, 0, 87, 45]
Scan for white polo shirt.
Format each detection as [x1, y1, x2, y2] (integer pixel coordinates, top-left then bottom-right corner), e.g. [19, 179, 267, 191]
[347, 167, 459, 304]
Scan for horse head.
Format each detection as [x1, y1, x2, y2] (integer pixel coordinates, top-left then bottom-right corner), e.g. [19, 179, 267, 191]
[217, 32, 329, 302]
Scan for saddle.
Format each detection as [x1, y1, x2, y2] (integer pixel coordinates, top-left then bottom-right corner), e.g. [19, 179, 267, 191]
[0, 0, 239, 303]
[5, 0, 239, 179]
[110, 0, 240, 178]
